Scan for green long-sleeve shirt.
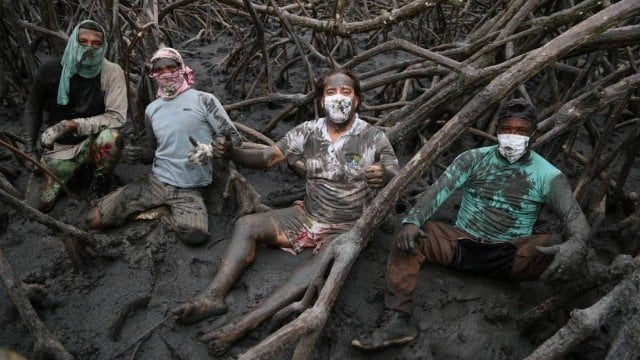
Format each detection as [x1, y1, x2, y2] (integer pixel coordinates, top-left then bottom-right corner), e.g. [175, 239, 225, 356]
[403, 146, 590, 243]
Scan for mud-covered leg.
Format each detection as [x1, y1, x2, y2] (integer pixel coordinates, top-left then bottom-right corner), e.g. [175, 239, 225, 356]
[86, 129, 123, 201]
[24, 155, 79, 212]
[172, 211, 289, 324]
[199, 249, 331, 356]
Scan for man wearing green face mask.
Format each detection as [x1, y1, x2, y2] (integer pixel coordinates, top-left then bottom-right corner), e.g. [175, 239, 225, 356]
[22, 20, 127, 211]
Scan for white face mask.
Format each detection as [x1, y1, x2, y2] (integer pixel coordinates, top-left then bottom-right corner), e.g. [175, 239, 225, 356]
[497, 134, 530, 163]
[323, 94, 353, 124]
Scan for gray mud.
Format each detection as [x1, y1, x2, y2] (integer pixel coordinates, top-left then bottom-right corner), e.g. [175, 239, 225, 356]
[1, 34, 637, 360]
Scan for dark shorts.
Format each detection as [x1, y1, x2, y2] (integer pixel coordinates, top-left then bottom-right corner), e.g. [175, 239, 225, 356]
[385, 221, 562, 313]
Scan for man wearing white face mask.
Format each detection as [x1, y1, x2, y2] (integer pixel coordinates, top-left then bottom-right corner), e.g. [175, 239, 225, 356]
[352, 98, 591, 352]
[172, 69, 400, 325]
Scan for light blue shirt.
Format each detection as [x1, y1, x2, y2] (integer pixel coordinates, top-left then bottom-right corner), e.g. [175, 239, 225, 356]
[145, 89, 240, 188]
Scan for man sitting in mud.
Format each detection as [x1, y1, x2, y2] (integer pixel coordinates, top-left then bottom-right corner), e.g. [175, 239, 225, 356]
[86, 48, 241, 246]
[171, 69, 400, 323]
[22, 20, 127, 211]
[352, 98, 591, 351]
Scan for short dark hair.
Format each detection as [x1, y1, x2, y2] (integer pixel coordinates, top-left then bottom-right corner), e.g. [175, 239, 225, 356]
[497, 98, 538, 130]
[78, 21, 104, 36]
[315, 68, 362, 100]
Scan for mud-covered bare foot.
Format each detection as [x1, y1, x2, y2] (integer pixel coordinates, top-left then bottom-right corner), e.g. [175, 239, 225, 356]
[200, 329, 235, 357]
[171, 297, 228, 324]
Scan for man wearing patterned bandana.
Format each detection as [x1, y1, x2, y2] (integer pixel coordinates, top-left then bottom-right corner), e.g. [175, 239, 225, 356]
[171, 69, 400, 324]
[86, 47, 241, 246]
[22, 20, 127, 211]
[352, 98, 592, 352]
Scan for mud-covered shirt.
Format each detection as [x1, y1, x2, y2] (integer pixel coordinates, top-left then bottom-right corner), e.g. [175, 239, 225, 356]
[276, 116, 398, 224]
[145, 88, 241, 188]
[402, 146, 589, 243]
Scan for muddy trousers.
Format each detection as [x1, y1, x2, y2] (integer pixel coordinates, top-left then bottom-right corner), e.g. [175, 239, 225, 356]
[94, 174, 209, 245]
[25, 128, 123, 211]
[384, 221, 562, 315]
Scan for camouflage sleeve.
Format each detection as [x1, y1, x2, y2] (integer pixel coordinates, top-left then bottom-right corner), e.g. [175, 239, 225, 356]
[546, 174, 591, 244]
[401, 150, 476, 227]
[200, 93, 242, 147]
[275, 121, 310, 160]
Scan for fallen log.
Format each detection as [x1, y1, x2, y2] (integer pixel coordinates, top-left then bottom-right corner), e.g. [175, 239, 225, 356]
[517, 254, 638, 330]
[0, 188, 103, 270]
[524, 266, 640, 360]
[0, 188, 93, 243]
[605, 294, 640, 360]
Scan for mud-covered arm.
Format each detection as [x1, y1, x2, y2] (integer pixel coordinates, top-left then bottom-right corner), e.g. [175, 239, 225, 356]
[229, 145, 286, 169]
[72, 63, 127, 136]
[401, 151, 474, 227]
[538, 174, 591, 283]
[378, 131, 400, 182]
[22, 70, 49, 152]
[547, 174, 591, 242]
[367, 131, 400, 188]
[547, 175, 591, 245]
[139, 113, 157, 165]
[201, 94, 242, 148]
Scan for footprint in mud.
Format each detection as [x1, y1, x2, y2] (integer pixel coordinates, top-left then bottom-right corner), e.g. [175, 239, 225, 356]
[189, 258, 215, 278]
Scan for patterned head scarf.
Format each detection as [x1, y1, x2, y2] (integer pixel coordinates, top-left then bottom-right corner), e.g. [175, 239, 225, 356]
[57, 20, 108, 105]
[150, 47, 195, 99]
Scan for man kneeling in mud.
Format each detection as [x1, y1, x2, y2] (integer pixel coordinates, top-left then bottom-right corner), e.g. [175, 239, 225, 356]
[352, 99, 591, 351]
[86, 48, 241, 245]
[172, 69, 400, 323]
[22, 20, 127, 211]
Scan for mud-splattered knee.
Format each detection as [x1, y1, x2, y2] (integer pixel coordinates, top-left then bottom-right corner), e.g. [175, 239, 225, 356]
[175, 225, 209, 246]
[95, 128, 123, 149]
[92, 129, 124, 167]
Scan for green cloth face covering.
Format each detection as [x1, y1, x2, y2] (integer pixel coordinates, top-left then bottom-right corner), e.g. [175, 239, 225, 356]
[56, 20, 108, 105]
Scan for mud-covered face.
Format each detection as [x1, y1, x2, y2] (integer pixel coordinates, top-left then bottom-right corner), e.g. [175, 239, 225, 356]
[321, 74, 359, 125]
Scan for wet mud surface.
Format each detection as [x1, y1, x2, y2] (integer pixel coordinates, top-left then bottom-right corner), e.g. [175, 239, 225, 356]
[1, 37, 638, 360]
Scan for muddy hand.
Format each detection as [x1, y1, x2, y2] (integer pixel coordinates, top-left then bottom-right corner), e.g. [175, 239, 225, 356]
[537, 238, 587, 284]
[187, 136, 214, 166]
[212, 134, 232, 159]
[40, 120, 70, 149]
[395, 224, 424, 254]
[364, 164, 386, 189]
